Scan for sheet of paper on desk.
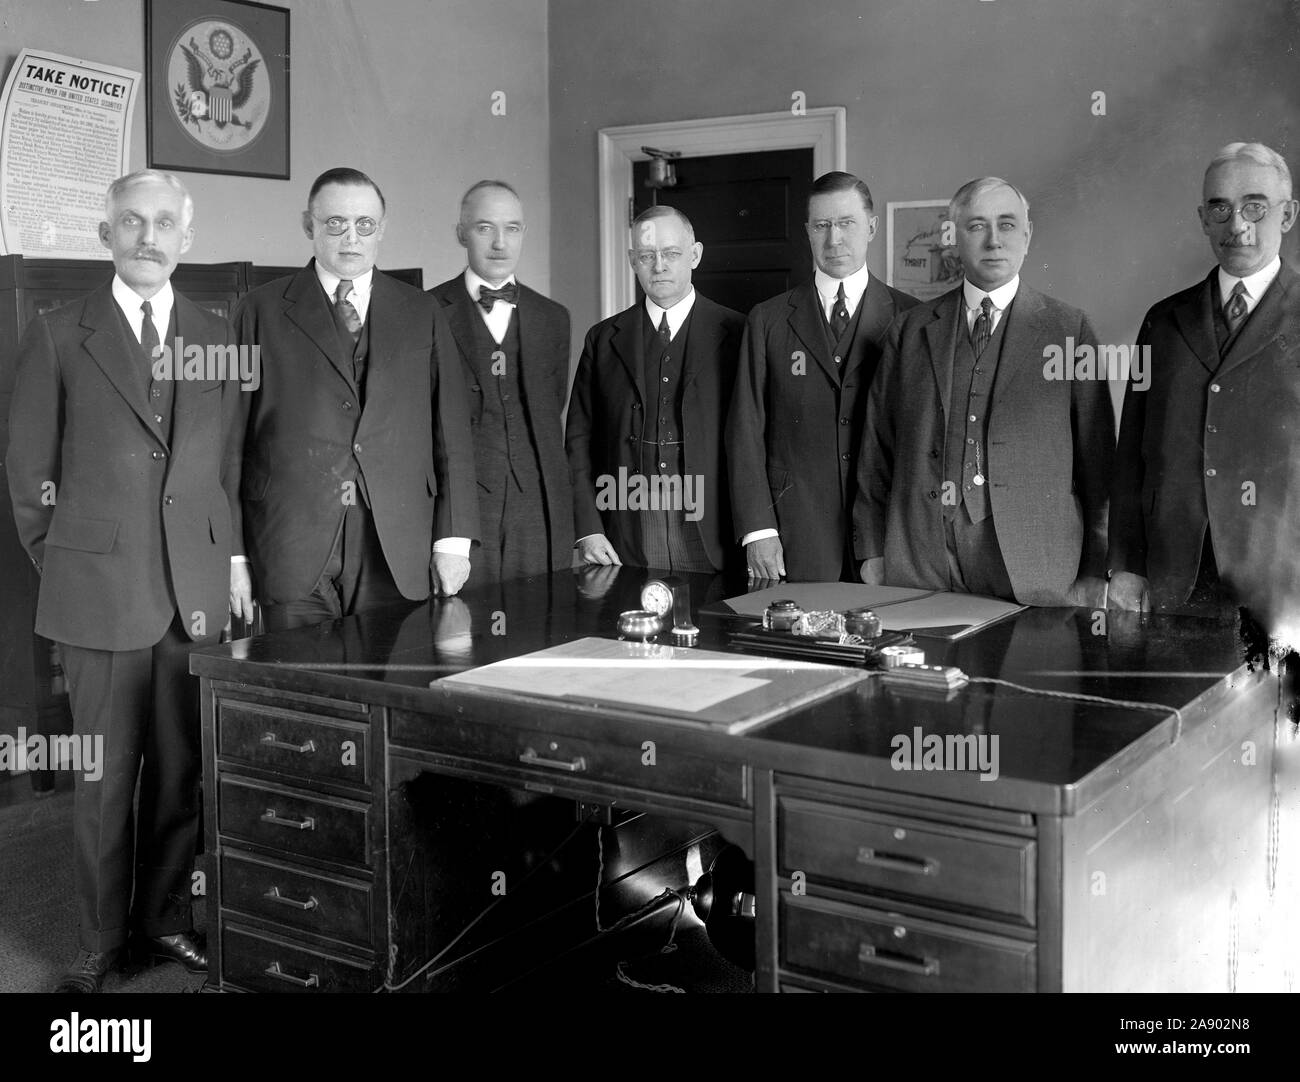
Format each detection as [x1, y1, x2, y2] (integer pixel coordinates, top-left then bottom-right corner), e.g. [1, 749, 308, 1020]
[703, 583, 1024, 640]
[439, 636, 868, 734]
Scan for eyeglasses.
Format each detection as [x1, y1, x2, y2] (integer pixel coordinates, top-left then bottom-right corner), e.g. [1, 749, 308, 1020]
[631, 248, 685, 267]
[313, 215, 382, 236]
[1203, 200, 1279, 224]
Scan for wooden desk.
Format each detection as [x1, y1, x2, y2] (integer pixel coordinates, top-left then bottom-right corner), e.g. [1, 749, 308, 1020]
[192, 568, 1282, 992]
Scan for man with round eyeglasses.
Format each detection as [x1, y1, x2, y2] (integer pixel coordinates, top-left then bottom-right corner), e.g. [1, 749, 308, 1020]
[1109, 141, 1300, 641]
[229, 167, 478, 631]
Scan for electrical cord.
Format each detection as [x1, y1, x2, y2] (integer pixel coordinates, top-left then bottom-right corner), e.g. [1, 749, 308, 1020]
[963, 675, 1186, 742]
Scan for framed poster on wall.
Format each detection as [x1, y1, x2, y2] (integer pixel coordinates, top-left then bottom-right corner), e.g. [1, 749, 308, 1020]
[145, 0, 289, 179]
[886, 199, 962, 302]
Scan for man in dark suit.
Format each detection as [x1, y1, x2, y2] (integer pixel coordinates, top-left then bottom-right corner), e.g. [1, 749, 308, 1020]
[854, 177, 1113, 605]
[429, 181, 573, 586]
[566, 205, 745, 573]
[1110, 142, 1300, 635]
[727, 171, 918, 583]
[8, 170, 238, 990]
[230, 168, 478, 631]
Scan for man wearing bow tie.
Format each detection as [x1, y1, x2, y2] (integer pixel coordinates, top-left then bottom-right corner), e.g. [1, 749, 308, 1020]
[854, 177, 1113, 605]
[1109, 142, 1300, 627]
[429, 181, 573, 585]
[230, 167, 478, 631]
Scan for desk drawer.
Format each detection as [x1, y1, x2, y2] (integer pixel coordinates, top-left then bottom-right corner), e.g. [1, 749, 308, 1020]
[218, 700, 368, 786]
[781, 896, 1036, 992]
[392, 710, 748, 807]
[219, 777, 371, 868]
[221, 851, 372, 947]
[779, 798, 1035, 925]
[223, 924, 373, 993]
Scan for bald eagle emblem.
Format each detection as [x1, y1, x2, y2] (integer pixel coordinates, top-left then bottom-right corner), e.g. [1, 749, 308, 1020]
[168, 21, 270, 151]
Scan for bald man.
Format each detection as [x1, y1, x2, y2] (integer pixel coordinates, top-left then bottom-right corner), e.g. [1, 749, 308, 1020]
[566, 205, 745, 572]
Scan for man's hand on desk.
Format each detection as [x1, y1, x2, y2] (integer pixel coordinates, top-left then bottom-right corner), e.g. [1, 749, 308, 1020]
[575, 534, 622, 566]
[433, 553, 471, 596]
[230, 561, 255, 623]
[1107, 571, 1150, 612]
[860, 557, 885, 585]
[1064, 575, 1107, 608]
[746, 536, 785, 580]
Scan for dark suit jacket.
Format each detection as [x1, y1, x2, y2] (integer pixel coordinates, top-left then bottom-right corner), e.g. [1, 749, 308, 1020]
[428, 275, 574, 568]
[7, 283, 240, 651]
[1110, 263, 1300, 620]
[855, 283, 1114, 605]
[231, 262, 478, 605]
[566, 293, 745, 570]
[726, 277, 918, 581]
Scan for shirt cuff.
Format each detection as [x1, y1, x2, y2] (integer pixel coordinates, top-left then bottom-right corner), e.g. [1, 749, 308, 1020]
[741, 529, 779, 546]
[574, 534, 600, 546]
[231, 555, 249, 564]
[433, 537, 472, 558]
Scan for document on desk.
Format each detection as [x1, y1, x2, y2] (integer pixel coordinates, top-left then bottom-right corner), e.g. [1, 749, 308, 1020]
[703, 584, 1025, 640]
[438, 637, 867, 734]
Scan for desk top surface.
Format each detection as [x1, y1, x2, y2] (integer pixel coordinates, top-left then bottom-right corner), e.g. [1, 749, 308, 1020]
[192, 568, 1267, 814]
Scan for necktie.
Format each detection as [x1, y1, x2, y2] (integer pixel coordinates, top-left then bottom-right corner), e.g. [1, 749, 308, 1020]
[657, 313, 671, 346]
[139, 299, 160, 363]
[830, 283, 850, 341]
[335, 279, 362, 340]
[477, 282, 519, 311]
[1224, 281, 1248, 334]
[971, 296, 993, 356]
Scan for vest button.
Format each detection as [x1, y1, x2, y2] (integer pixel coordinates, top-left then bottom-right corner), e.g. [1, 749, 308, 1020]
[1206, 468, 1217, 477]
[1207, 424, 1216, 433]
[834, 355, 842, 364]
[928, 490, 938, 499]
[839, 417, 848, 425]
[354, 443, 362, 454]
[152, 451, 164, 460]
[164, 496, 174, 506]
[342, 400, 352, 410]
[841, 452, 849, 461]
[1210, 383, 1221, 393]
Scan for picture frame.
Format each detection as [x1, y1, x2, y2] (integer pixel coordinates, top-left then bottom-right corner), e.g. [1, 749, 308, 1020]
[145, 0, 290, 179]
[886, 199, 962, 302]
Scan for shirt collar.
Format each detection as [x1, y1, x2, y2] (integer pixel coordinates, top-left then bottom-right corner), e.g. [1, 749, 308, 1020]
[815, 262, 871, 313]
[645, 288, 696, 338]
[1218, 256, 1281, 305]
[314, 261, 374, 302]
[464, 267, 518, 305]
[111, 275, 174, 321]
[963, 275, 1020, 312]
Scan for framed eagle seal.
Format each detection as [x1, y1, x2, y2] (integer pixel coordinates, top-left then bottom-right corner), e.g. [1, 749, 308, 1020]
[145, 0, 289, 179]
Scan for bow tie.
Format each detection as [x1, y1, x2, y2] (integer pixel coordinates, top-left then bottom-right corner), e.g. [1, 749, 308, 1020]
[477, 282, 518, 311]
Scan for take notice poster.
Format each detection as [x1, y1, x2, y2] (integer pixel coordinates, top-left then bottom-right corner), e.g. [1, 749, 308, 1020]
[0, 49, 139, 258]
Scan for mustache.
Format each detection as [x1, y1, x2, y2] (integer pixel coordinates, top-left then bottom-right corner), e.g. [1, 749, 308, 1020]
[130, 249, 165, 261]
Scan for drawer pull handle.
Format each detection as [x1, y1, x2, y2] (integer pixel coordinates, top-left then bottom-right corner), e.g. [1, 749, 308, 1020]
[518, 750, 587, 773]
[855, 847, 937, 876]
[264, 961, 319, 988]
[857, 942, 940, 977]
[264, 886, 319, 911]
[260, 732, 317, 754]
[260, 808, 316, 831]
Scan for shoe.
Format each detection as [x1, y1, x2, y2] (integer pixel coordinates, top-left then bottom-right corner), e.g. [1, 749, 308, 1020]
[131, 930, 208, 973]
[52, 948, 120, 993]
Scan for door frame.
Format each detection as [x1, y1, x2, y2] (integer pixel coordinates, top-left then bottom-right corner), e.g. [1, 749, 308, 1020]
[596, 108, 847, 317]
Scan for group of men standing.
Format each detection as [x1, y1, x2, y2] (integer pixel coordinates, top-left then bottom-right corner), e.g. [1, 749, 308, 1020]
[7, 139, 1297, 992]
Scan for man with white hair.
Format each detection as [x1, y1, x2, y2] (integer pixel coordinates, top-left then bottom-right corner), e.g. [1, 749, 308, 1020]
[854, 176, 1114, 604]
[8, 169, 240, 990]
[1109, 142, 1300, 632]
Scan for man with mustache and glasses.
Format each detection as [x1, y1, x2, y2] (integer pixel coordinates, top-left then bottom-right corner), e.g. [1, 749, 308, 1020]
[1109, 142, 1300, 632]
[229, 167, 478, 631]
[727, 171, 918, 583]
[8, 170, 240, 990]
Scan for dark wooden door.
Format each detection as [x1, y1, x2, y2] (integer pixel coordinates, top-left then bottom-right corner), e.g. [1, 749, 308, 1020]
[633, 148, 814, 316]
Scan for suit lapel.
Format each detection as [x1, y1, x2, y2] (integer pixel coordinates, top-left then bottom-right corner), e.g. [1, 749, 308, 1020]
[1217, 263, 1300, 378]
[363, 271, 404, 414]
[80, 284, 164, 441]
[991, 283, 1048, 409]
[787, 285, 837, 384]
[924, 287, 963, 421]
[440, 277, 481, 369]
[681, 296, 720, 393]
[284, 262, 357, 392]
[1172, 272, 1220, 375]
[515, 283, 558, 404]
[609, 304, 645, 404]
[842, 278, 894, 380]
[168, 293, 213, 459]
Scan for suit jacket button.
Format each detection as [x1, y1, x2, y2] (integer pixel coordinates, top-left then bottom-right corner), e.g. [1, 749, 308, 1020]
[342, 400, 352, 410]
[839, 417, 848, 425]
[1210, 383, 1221, 393]
[164, 496, 174, 506]
[928, 490, 938, 499]
[1205, 468, 1217, 477]
[354, 443, 362, 454]
[841, 452, 849, 461]
[152, 451, 164, 460]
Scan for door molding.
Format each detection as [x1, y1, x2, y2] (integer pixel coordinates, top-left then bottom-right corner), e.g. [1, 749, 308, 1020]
[597, 108, 847, 318]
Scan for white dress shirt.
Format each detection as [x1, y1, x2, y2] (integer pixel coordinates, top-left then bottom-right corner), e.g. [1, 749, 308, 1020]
[314, 263, 374, 322]
[112, 275, 173, 346]
[645, 287, 696, 339]
[962, 275, 1020, 336]
[464, 268, 518, 344]
[1218, 256, 1281, 322]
